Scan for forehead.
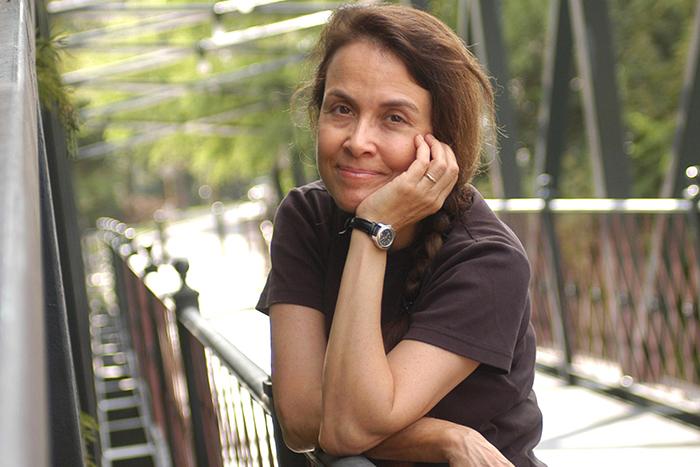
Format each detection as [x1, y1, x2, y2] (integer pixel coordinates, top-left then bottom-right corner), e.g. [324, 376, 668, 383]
[324, 40, 430, 107]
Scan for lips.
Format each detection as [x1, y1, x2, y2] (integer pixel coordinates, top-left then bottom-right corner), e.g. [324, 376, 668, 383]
[337, 165, 384, 178]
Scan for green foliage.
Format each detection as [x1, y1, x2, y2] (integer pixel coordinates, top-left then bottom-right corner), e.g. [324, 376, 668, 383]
[55, 0, 700, 226]
[612, 0, 696, 196]
[53, 1, 326, 224]
[36, 33, 80, 156]
[80, 411, 99, 467]
[483, 0, 694, 197]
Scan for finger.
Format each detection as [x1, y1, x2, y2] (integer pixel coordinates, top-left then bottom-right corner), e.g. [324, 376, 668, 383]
[439, 142, 459, 184]
[424, 134, 447, 178]
[406, 134, 431, 183]
[415, 134, 444, 190]
[421, 136, 455, 191]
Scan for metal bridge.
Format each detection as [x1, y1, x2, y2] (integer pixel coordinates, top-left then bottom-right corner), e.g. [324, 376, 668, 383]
[2, 0, 700, 465]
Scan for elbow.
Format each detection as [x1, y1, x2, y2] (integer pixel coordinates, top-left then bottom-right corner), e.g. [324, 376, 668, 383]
[278, 421, 314, 453]
[275, 401, 319, 452]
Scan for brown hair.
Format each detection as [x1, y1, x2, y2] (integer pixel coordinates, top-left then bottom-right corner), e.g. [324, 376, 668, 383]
[305, 3, 495, 340]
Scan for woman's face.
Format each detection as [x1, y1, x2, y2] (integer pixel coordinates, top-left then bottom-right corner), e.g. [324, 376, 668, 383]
[317, 40, 433, 213]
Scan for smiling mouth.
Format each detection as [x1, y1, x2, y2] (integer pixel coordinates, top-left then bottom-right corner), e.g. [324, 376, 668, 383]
[337, 165, 384, 178]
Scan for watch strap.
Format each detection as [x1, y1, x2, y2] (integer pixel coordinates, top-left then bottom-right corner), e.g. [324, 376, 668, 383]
[347, 217, 378, 236]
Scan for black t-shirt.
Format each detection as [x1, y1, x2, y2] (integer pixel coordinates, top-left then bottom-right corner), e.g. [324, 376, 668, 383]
[257, 180, 545, 467]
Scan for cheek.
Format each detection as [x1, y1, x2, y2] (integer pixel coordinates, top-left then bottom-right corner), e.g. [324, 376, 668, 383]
[380, 134, 417, 172]
[317, 126, 340, 161]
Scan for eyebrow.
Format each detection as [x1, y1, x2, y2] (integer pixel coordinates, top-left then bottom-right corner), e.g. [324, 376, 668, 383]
[325, 89, 420, 114]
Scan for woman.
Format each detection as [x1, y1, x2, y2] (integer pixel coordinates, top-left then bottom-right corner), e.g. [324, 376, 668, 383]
[256, 4, 545, 466]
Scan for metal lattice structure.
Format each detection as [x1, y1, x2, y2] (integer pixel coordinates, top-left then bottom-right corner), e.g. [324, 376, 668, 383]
[4, 0, 700, 464]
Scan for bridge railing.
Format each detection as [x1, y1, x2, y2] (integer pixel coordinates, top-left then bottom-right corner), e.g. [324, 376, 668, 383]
[97, 218, 376, 466]
[490, 177, 700, 419]
[2, 0, 88, 465]
[1, 0, 49, 465]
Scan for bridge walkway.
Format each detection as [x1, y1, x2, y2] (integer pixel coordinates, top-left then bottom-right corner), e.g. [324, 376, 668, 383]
[138, 204, 700, 467]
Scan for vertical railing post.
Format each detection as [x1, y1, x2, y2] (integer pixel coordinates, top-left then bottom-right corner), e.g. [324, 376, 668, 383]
[212, 201, 227, 248]
[173, 259, 223, 467]
[154, 209, 169, 263]
[103, 223, 132, 335]
[142, 245, 159, 278]
[140, 250, 182, 464]
[683, 166, 700, 292]
[537, 174, 574, 382]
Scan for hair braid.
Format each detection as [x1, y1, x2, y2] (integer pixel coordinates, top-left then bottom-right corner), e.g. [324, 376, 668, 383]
[404, 184, 473, 309]
[382, 185, 473, 352]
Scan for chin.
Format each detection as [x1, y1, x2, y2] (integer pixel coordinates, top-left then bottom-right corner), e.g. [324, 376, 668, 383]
[326, 189, 365, 214]
[332, 196, 361, 214]
[322, 175, 378, 214]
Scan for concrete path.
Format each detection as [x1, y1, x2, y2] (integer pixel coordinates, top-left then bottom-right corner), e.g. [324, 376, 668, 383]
[141, 203, 700, 466]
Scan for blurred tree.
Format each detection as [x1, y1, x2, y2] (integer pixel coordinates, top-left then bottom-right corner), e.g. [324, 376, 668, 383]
[55, 0, 699, 227]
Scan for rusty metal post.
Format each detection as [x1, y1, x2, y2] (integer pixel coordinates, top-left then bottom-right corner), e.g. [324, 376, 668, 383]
[537, 175, 574, 382]
[172, 259, 223, 467]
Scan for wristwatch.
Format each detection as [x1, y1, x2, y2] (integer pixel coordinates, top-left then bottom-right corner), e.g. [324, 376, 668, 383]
[346, 217, 396, 250]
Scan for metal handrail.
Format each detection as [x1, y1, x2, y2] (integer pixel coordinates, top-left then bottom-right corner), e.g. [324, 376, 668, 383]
[176, 307, 375, 466]
[0, 0, 49, 465]
[486, 197, 694, 213]
[178, 306, 272, 409]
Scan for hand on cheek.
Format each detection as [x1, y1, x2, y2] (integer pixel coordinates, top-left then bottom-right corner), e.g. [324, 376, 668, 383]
[355, 134, 459, 231]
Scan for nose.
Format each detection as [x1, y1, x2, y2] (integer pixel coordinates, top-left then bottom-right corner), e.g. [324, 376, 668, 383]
[343, 118, 377, 157]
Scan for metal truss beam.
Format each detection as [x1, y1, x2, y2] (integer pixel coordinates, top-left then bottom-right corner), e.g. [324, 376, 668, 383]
[77, 123, 256, 160]
[79, 53, 304, 120]
[569, 0, 631, 197]
[77, 102, 274, 160]
[469, 0, 522, 197]
[78, 99, 279, 160]
[662, 1, 700, 197]
[199, 10, 331, 52]
[49, 0, 276, 15]
[66, 41, 294, 56]
[63, 11, 209, 47]
[63, 9, 323, 85]
[534, 0, 573, 194]
[50, 0, 345, 15]
[63, 47, 192, 86]
[85, 99, 274, 128]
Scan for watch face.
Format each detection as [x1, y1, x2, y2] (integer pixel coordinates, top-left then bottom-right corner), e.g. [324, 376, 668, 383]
[376, 226, 395, 249]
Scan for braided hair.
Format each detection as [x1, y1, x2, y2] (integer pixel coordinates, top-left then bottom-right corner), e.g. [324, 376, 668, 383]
[303, 4, 495, 349]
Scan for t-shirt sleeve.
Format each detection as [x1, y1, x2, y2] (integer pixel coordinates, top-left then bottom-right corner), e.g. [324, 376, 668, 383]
[403, 239, 531, 373]
[256, 188, 328, 314]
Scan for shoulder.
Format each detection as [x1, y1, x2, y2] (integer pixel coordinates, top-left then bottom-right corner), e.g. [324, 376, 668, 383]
[436, 187, 530, 282]
[275, 180, 337, 228]
[278, 179, 333, 214]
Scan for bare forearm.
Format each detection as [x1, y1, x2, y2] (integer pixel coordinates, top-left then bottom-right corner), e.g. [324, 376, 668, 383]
[269, 305, 328, 453]
[322, 231, 396, 440]
[364, 417, 462, 463]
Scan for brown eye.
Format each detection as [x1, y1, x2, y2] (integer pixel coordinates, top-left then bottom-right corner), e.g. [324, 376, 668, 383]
[334, 105, 352, 115]
[388, 114, 406, 123]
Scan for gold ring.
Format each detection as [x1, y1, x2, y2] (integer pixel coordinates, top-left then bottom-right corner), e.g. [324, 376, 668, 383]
[424, 172, 438, 183]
